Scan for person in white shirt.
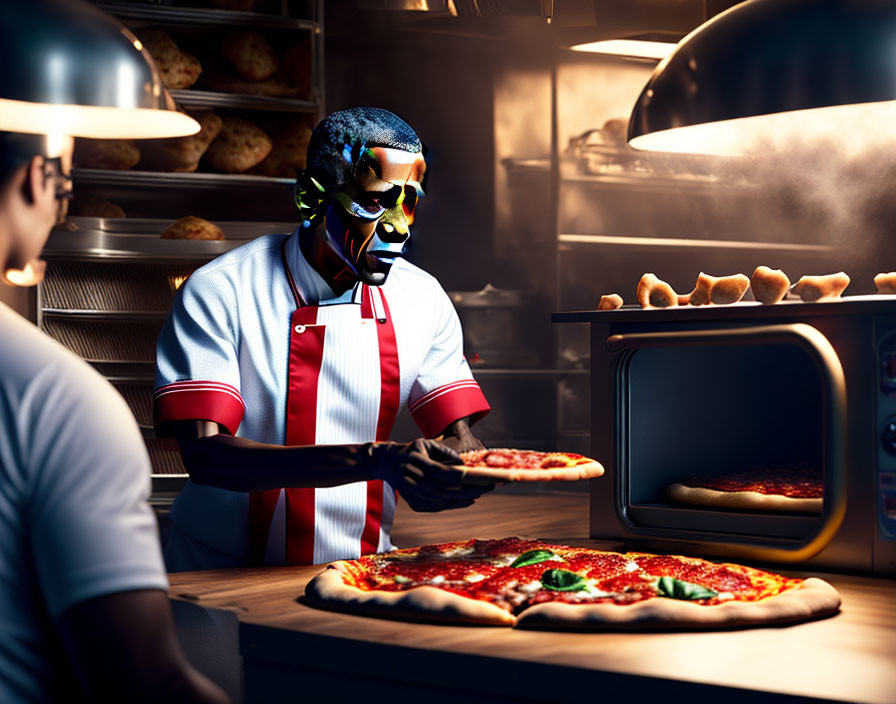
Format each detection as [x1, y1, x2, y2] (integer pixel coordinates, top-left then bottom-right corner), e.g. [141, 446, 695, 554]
[0, 129, 228, 703]
[155, 107, 493, 571]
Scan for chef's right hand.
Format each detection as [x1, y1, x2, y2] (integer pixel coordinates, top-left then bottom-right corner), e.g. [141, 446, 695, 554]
[367, 439, 494, 513]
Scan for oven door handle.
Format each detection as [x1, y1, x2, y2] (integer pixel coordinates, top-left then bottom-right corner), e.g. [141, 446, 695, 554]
[607, 323, 847, 563]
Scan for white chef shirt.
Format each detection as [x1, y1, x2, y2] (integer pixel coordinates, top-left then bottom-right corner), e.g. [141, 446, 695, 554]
[0, 302, 168, 702]
[154, 230, 489, 568]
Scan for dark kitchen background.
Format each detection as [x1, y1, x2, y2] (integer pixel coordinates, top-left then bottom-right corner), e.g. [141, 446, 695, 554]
[10, 0, 892, 514]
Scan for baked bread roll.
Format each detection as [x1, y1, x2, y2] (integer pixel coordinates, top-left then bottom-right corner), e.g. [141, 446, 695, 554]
[601, 118, 628, 146]
[874, 272, 896, 294]
[68, 196, 126, 219]
[636, 273, 677, 309]
[278, 39, 312, 98]
[205, 116, 272, 173]
[251, 119, 311, 177]
[201, 68, 304, 98]
[221, 30, 279, 81]
[139, 111, 223, 172]
[710, 273, 750, 304]
[682, 272, 750, 306]
[161, 216, 224, 240]
[138, 28, 201, 90]
[597, 293, 623, 310]
[791, 272, 850, 301]
[751, 266, 791, 304]
[73, 138, 140, 170]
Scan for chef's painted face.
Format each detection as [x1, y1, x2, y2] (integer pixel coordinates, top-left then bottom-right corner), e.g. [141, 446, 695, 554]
[324, 146, 425, 287]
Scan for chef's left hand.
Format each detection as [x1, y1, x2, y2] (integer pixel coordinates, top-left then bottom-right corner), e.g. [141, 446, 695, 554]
[439, 418, 485, 454]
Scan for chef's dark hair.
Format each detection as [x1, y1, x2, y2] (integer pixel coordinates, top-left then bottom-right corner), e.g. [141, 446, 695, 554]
[0, 131, 47, 189]
[295, 107, 421, 224]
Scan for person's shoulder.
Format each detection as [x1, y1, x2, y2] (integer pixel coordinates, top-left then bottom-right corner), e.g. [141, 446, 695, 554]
[189, 232, 290, 281]
[0, 304, 131, 416]
[387, 257, 447, 295]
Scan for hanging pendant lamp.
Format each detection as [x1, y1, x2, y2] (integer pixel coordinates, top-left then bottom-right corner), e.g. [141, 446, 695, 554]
[0, 0, 198, 139]
[628, 0, 896, 155]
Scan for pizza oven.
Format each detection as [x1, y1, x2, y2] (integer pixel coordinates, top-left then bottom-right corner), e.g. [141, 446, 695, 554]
[554, 296, 896, 574]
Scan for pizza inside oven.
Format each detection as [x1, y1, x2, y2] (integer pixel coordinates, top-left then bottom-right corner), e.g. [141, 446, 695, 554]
[666, 464, 823, 514]
[305, 538, 840, 631]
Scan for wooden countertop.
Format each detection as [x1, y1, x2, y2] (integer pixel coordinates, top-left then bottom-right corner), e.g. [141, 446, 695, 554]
[169, 489, 896, 704]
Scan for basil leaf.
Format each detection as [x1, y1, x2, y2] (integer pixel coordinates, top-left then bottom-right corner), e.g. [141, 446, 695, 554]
[656, 576, 717, 600]
[511, 549, 558, 569]
[541, 568, 587, 592]
[393, 575, 411, 584]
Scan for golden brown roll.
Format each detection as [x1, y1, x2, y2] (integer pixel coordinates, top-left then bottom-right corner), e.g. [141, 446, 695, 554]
[874, 272, 896, 294]
[597, 293, 623, 310]
[73, 138, 140, 170]
[221, 30, 279, 81]
[710, 273, 750, 304]
[636, 273, 677, 309]
[161, 216, 224, 241]
[278, 39, 312, 98]
[68, 196, 126, 219]
[205, 116, 272, 173]
[750, 266, 791, 304]
[139, 111, 223, 172]
[201, 68, 305, 98]
[686, 272, 714, 306]
[600, 118, 628, 146]
[683, 272, 750, 306]
[251, 119, 312, 177]
[137, 28, 201, 90]
[791, 272, 850, 301]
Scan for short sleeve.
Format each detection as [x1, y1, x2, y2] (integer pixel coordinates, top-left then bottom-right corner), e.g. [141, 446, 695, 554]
[154, 269, 245, 435]
[408, 288, 490, 437]
[27, 362, 168, 621]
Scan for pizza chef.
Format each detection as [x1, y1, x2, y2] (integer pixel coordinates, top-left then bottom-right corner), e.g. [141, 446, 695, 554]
[154, 107, 493, 571]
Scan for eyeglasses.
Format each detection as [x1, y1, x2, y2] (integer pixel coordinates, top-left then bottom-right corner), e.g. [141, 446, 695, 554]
[44, 157, 73, 225]
[44, 157, 73, 201]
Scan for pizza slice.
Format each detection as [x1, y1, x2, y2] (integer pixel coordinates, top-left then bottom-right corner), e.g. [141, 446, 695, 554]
[666, 464, 823, 513]
[458, 449, 604, 482]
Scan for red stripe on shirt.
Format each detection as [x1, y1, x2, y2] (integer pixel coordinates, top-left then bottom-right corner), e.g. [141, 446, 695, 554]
[153, 381, 245, 435]
[410, 380, 490, 438]
[284, 305, 324, 565]
[361, 288, 400, 555]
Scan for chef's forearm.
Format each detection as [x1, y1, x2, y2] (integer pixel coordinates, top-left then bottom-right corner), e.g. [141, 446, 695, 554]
[175, 428, 373, 493]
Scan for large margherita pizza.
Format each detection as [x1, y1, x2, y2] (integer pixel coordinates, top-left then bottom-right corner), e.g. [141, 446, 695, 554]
[667, 465, 823, 513]
[305, 538, 839, 630]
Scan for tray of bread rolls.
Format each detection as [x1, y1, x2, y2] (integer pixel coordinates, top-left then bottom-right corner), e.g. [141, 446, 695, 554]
[45, 217, 295, 262]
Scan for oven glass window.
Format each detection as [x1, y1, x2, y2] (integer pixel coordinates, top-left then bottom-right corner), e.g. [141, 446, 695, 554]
[624, 343, 823, 540]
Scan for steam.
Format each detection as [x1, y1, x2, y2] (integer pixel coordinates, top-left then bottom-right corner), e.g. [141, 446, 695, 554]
[717, 128, 896, 277]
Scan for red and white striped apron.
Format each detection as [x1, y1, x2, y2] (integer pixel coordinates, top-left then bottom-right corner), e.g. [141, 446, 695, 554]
[248, 243, 400, 565]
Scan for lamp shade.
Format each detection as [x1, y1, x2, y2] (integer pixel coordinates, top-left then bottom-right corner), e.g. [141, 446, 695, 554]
[628, 0, 896, 155]
[0, 0, 198, 138]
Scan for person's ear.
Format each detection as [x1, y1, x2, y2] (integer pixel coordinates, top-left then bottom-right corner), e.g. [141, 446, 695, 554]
[20, 156, 45, 205]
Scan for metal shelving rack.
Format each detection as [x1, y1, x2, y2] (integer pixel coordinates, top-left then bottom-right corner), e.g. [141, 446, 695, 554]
[41, 1, 325, 487]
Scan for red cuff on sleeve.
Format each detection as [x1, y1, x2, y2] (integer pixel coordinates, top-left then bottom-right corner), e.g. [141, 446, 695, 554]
[153, 381, 245, 436]
[409, 380, 490, 438]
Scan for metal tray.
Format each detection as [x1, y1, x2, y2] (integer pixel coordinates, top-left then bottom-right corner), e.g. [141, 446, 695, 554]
[45, 217, 295, 261]
[72, 168, 295, 190]
[169, 89, 316, 113]
[94, 2, 317, 29]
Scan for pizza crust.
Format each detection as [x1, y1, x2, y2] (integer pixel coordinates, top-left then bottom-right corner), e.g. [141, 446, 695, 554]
[305, 562, 516, 626]
[667, 483, 822, 514]
[461, 460, 604, 482]
[515, 578, 840, 631]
